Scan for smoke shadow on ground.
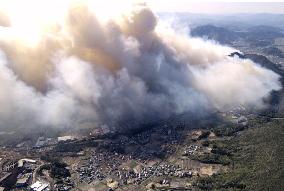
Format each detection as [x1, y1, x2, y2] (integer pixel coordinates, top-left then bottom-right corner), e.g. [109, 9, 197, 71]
[47, 111, 224, 162]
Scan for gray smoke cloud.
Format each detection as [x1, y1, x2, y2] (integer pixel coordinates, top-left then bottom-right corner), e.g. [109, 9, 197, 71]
[0, 2, 281, 132]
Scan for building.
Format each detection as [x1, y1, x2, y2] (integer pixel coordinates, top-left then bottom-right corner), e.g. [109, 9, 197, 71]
[58, 136, 76, 142]
[18, 159, 36, 168]
[31, 181, 49, 191]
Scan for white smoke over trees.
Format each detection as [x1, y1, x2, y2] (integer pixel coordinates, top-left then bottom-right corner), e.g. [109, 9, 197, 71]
[0, 1, 281, 131]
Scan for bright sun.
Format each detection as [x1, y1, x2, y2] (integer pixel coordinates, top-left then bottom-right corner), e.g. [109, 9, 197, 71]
[0, 0, 140, 45]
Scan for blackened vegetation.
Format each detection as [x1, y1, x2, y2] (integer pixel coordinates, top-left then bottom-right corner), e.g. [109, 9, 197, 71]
[191, 153, 231, 165]
[53, 139, 98, 154]
[50, 162, 70, 179]
[43, 112, 219, 160]
[211, 146, 231, 156]
[54, 143, 83, 153]
[98, 141, 126, 155]
[38, 160, 70, 179]
[197, 131, 210, 140]
[212, 124, 245, 137]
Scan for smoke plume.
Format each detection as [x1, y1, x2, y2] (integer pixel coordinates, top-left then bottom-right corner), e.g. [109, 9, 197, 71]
[0, 1, 281, 132]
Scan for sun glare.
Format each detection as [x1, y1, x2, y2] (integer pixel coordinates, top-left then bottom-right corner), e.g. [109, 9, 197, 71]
[0, 0, 140, 46]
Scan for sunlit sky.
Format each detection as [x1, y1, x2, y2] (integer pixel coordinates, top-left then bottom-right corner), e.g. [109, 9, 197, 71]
[146, 1, 284, 14]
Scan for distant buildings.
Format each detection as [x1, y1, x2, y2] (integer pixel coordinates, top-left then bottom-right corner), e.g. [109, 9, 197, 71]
[1, 161, 17, 172]
[58, 136, 76, 142]
[34, 137, 57, 148]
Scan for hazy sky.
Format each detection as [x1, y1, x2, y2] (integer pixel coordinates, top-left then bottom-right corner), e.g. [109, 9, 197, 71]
[146, 1, 284, 14]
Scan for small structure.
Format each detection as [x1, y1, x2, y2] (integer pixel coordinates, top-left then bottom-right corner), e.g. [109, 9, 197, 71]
[58, 136, 76, 142]
[18, 159, 36, 168]
[31, 181, 49, 191]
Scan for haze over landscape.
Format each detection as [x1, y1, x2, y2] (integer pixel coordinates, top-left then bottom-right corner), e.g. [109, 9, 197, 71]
[0, 1, 283, 191]
[148, 1, 284, 14]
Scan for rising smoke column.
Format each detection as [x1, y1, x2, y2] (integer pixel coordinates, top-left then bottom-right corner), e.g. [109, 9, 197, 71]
[0, 1, 281, 131]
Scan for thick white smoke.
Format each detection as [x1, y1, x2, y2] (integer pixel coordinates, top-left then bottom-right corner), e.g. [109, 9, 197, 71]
[0, 1, 281, 131]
